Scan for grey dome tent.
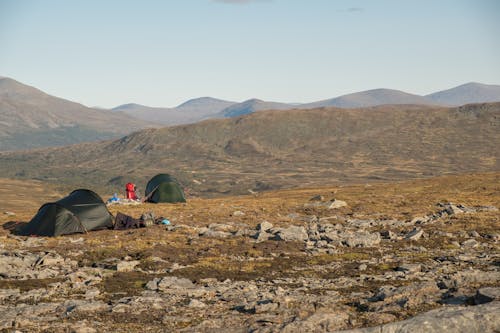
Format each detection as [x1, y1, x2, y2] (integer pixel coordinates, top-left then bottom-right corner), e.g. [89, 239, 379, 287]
[145, 174, 186, 203]
[19, 189, 114, 237]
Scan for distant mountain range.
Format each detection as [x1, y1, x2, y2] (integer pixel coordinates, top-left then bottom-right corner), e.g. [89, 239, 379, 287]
[112, 97, 235, 125]
[2, 76, 500, 151]
[112, 82, 500, 124]
[1, 102, 498, 196]
[0, 77, 153, 151]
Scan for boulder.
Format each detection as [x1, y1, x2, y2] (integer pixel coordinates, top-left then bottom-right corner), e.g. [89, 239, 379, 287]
[341, 301, 500, 333]
[274, 226, 308, 242]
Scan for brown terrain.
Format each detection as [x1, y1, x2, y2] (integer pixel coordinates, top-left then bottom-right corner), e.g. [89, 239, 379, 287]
[0, 172, 499, 332]
[0, 101, 498, 332]
[0, 102, 498, 197]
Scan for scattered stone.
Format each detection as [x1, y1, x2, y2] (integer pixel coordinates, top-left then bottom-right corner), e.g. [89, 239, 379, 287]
[468, 230, 481, 238]
[157, 276, 196, 290]
[232, 210, 245, 217]
[188, 299, 207, 308]
[341, 301, 500, 333]
[116, 260, 140, 272]
[380, 230, 398, 240]
[405, 228, 424, 241]
[309, 195, 324, 201]
[358, 264, 368, 271]
[345, 231, 381, 247]
[326, 199, 348, 209]
[257, 221, 273, 231]
[200, 229, 232, 239]
[253, 231, 271, 243]
[461, 239, 480, 249]
[396, 263, 421, 274]
[274, 226, 308, 242]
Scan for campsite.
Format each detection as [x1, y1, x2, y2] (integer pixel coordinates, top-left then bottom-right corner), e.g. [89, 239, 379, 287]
[0, 171, 499, 332]
[1, 1, 500, 332]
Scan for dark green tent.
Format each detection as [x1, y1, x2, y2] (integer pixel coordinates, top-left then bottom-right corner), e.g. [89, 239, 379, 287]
[145, 174, 186, 203]
[19, 189, 113, 237]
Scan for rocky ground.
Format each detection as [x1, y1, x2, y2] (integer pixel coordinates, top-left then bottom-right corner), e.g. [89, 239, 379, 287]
[0, 173, 499, 332]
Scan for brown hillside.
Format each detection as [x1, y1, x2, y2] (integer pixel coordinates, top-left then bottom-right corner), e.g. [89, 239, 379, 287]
[0, 103, 498, 196]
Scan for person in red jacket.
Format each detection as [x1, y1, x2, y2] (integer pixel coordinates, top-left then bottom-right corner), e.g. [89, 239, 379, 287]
[125, 182, 138, 200]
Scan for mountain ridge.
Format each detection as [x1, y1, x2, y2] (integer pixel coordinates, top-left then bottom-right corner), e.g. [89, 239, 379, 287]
[1, 102, 498, 196]
[0, 77, 154, 151]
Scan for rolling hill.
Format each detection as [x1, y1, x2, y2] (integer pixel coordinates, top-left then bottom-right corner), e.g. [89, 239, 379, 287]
[112, 97, 236, 125]
[0, 77, 153, 151]
[425, 82, 500, 106]
[303, 88, 437, 108]
[1, 102, 498, 196]
[218, 98, 296, 118]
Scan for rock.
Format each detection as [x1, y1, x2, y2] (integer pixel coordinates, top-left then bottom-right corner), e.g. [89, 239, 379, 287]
[282, 310, 350, 332]
[358, 264, 368, 271]
[485, 233, 500, 241]
[468, 230, 481, 238]
[396, 263, 421, 273]
[232, 210, 245, 217]
[116, 260, 140, 272]
[84, 288, 100, 299]
[3, 211, 15, 216]
[345, 232, 381, 247]
[257, 221, 273, 231]
[309, 195, 325, 201]
[326, 199, 347, 209]
[188, 299, 207, 308]
[461, 239, 480, 248]
[341, 301, 500, 333]
[405, 228, 424, 241]
[253, 231, 271, 243]
[157, 276, 195, 290]
[145, 278, 161, 291]
[475, 287, 500, 304]
[200, 229, 232, 239]
[274, 226, 308, 242]
[380, 230, 398, 240]
[411, 216, 430, 224]
[254, 300, 279, 313]
[73, 300, 109, 313]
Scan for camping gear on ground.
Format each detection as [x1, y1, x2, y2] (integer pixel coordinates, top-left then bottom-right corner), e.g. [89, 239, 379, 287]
[114, 212, 143, 229]
[19, 189, 114, 237]
[125, 182, 138, 200]
[140, 211, 155, 227]
[107, 193, 120, 204]
[161, 218, 171, 225]
[144, 174, 186, 203]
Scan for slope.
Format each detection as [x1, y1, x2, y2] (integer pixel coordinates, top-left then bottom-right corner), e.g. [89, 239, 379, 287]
[0, 77, 153, 151]
[304, 88, 439, 108]
[0, 102, 498, 196]
[426, 82, 500, 106]
[112, 97, 236, 125]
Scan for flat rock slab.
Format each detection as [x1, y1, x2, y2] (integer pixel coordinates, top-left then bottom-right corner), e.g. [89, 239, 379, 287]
[341, 301, 500, 333]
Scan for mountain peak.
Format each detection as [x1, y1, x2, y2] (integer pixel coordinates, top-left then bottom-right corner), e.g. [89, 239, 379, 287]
[426, 82, 500, 106]
[176, 97, 233, 108]
[112, 103, 148, 110]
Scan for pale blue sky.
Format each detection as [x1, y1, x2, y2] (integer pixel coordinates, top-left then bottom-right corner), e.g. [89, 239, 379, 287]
[1, 0, 499, 108]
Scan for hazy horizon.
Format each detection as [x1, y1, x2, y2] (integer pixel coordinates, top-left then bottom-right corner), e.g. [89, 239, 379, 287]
[1, 0, 499, 108]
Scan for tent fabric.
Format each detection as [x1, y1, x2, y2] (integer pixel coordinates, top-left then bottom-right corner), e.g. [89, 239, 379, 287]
[19, 189, 113, 237]
[145, 174, 186, 203]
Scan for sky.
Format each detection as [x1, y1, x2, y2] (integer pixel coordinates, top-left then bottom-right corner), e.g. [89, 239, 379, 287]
[0, 0, 499, 108]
